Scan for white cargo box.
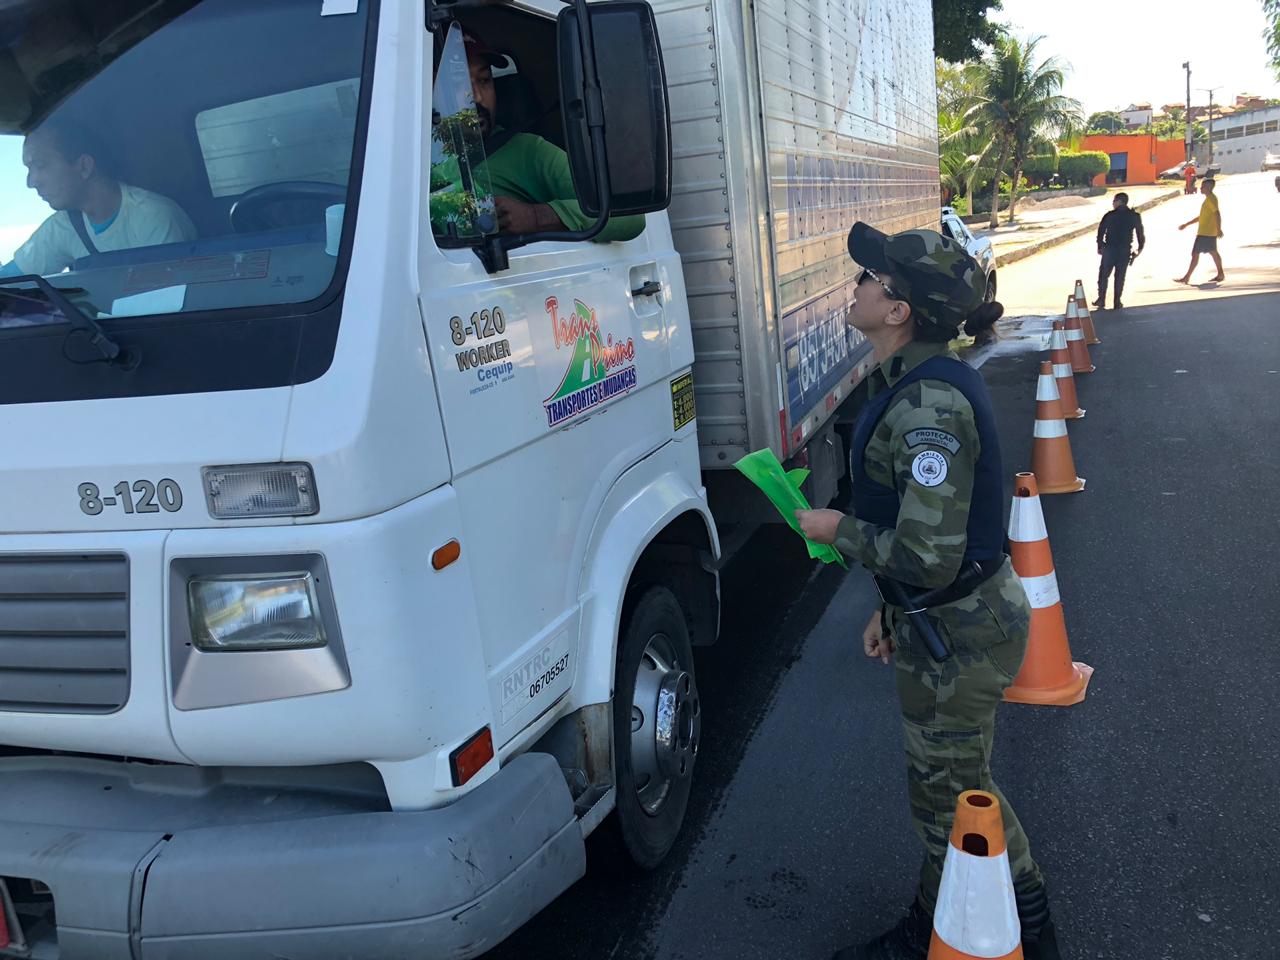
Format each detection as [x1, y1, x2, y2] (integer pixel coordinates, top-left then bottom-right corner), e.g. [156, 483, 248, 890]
[652, 0, 940, 468]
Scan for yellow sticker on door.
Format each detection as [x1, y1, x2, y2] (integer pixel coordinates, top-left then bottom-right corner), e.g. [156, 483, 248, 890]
[671, 372, 696, 430]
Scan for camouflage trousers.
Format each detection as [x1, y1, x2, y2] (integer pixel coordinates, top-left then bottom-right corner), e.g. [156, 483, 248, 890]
[884, 558, 1045, 912]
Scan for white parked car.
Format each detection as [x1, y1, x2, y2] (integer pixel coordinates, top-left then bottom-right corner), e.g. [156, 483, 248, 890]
[1261, 152, 1280, 172]
[941, 206, 997, 301]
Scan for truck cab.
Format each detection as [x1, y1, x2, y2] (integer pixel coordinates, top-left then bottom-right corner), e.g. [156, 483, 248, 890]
[0, 1, 715, 956]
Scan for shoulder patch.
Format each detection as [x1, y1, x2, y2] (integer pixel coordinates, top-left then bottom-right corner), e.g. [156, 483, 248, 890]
[904, 428, 961, 454]
[911, 450, 949, 487]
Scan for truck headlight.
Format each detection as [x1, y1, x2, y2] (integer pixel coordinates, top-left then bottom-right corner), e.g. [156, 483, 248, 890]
[203, 463, 318, 519]
[187, 573, 327, 651]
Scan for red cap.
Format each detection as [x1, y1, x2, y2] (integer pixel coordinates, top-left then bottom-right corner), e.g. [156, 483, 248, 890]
[463, 30, 506, 67]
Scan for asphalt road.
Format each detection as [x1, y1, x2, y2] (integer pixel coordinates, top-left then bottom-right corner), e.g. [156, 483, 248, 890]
[486, 173, 1280, 960]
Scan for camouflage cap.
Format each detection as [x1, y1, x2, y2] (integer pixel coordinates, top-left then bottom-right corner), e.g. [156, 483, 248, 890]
[847, 221, 986, 331]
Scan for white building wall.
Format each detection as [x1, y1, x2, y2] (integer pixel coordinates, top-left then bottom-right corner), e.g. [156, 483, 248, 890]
[1121, 107, 1153, 128]
[1204, 105, 1280, 173]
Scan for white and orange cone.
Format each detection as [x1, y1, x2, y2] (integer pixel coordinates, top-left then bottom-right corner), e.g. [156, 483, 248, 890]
[1030, 361, 1085, 494]
[927, 790, 1023, 960]
[1064, 299, 1095, 374]
[1075, 289, 1101, 345]
[1073, 279, 1086, 303]
[1048, 323, 1084, 420]
[1004, 472, 1093, 706]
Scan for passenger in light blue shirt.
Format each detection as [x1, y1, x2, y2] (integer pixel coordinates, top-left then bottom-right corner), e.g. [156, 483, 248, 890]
[0, 123, 195, 278]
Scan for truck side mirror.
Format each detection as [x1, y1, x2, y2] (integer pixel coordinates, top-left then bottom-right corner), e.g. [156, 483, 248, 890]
[557, 0, 671, 218]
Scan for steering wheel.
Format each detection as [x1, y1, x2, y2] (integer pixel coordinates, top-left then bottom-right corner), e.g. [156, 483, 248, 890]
[229, 181, 347, 232]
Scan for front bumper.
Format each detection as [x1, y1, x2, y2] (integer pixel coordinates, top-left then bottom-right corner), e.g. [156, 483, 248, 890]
[0, 752, 584, 960]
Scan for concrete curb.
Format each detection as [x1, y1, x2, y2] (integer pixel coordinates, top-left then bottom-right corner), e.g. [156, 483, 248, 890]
[992, 189, 1182, 268]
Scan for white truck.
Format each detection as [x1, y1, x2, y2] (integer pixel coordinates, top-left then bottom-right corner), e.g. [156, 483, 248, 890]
[0, 0, 938, 956]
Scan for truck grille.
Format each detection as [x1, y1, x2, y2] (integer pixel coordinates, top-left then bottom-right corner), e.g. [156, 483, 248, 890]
[0, 555, 129, 714]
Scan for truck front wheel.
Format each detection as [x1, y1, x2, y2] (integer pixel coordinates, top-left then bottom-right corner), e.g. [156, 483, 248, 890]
[612, 585, 701, 869]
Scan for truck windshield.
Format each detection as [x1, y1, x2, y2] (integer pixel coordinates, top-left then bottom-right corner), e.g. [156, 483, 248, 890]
[0, 0, 376, 404]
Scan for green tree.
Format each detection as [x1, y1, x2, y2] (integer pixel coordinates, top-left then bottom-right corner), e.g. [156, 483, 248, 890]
[936, 60, 1003, 206]
[933, 0, 1004, 63]
[936, 59, 985, 114]
[1058, 151, 1110, 187]
[1265, 0, 1280, 78]
[1086, 111, 1125, 134]
[938, 107, 987, 204]
[1022, 153, 1059, 186]
[965, 35, 1082, 227]
[1143, 114, 1207, 143]
[1007, 106, 1081, 222]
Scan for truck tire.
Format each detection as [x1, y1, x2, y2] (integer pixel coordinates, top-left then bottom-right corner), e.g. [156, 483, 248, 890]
[611, 585, 701, 870]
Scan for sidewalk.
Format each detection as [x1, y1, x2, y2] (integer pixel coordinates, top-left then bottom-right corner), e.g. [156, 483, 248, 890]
[972, 183, 1181, 266]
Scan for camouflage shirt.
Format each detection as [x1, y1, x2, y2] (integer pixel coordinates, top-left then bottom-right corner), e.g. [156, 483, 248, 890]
[834, 340, 980, 589]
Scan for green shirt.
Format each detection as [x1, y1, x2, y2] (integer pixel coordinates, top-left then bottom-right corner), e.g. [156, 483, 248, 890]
[433, 132, 644, 243]
[833, 340, 982, 590]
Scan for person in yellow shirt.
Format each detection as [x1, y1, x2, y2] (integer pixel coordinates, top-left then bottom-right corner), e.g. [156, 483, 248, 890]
[1174, 178, 1224, 284]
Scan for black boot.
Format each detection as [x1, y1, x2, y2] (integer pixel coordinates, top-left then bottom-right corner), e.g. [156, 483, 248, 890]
[1016, 885, 1062, 960]
[831, 900, 932, 960]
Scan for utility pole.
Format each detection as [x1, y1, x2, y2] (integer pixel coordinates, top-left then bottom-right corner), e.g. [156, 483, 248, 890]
[1199, 86, 1220, 168]
[1182, 61, 1192, 162]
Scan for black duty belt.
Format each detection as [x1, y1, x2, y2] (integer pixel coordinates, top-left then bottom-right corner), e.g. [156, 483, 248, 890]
[875, 556, 1006, 615]
[872, 557, 1007, 663]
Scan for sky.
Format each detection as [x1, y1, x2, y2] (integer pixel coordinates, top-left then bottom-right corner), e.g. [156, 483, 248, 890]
[996, 0, 1280, 116]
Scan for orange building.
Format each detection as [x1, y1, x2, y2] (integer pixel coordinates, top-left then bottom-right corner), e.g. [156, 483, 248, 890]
[1079, 134, 1186, 185]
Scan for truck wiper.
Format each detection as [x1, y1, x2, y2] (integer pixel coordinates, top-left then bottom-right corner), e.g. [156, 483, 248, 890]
[0, 274, 138, 369]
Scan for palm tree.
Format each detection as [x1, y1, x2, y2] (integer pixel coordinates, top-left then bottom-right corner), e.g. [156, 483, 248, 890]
[936, 59, 984, 115]
[937, 107, 975, 205]
[937, 107, 1003, 211]
[935, 59, 1000, 212]
[1007, 102, 1080, 222]
[965, 36, 1082, 228]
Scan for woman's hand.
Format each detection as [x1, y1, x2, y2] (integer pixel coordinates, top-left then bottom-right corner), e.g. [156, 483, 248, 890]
[863, 606, 894, 664]
[794, 508, 844, 545]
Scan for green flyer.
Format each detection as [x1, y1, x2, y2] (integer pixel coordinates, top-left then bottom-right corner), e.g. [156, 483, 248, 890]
[733, 448, 847, 568]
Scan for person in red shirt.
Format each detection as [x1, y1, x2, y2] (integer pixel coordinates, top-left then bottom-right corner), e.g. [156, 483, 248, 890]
[1183, 161, 1197, 195]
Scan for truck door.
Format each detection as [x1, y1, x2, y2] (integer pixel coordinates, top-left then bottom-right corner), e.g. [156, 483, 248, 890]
[417, 16, 682, 748]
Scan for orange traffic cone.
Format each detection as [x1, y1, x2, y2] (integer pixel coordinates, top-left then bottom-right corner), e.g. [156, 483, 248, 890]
[1049, 322, 1084, 420]
[927, 790, 1023, 960]
[1075, 289, 1101, 345]
[1073, 278, 1086, 303]
[1064, 299, 1095, 374]
[1030, 362, 1085, 494]
[1004, 472, 1093, 705]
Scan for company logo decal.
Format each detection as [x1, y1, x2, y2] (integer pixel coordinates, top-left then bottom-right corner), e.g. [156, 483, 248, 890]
[543, 296, 637, 427]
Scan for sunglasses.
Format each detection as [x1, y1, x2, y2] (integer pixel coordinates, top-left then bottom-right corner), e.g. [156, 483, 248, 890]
[856, 267, 904, 301]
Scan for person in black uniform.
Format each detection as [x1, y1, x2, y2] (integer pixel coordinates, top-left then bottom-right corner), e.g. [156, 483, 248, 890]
[1093, 192, 1144, 310]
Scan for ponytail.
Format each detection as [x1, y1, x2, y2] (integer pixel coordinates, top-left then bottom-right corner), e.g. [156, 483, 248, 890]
[908, 298, 1006, 343]
[964, 300, 1004, 338]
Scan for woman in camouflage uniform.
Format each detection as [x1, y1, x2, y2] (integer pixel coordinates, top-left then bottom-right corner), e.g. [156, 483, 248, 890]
[797, 222, 1060, 960]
